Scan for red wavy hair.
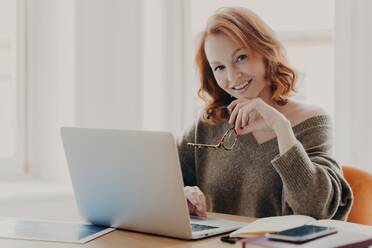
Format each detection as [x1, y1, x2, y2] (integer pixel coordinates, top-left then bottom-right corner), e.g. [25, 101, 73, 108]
[195, 7, 297, 124]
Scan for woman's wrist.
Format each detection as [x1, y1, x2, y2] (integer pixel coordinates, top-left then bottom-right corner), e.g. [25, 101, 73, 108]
[273, 117, 298, 155]
[272, 116, 290, 133]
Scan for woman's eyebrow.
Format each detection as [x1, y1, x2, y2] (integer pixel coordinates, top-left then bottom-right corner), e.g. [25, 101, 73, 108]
[209, 48, 244, 65]
[231, 47, 244, 58]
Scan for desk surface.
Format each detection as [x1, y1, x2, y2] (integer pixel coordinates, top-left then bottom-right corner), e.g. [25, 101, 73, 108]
[0, 213, 256, 248]
[0, 194, 257, 248]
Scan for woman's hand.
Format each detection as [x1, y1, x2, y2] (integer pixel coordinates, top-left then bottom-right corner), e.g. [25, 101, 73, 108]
[227, 98, 289, 135]
[228, 98, 298, 155]
[184, 186, 207, 218]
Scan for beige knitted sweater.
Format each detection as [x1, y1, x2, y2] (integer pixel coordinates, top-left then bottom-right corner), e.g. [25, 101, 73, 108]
[177, 115, 353, 220]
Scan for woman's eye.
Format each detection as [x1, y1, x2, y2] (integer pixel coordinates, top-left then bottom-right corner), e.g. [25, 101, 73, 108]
[236, 54, 247, 63]
[214, 65, 225, 71]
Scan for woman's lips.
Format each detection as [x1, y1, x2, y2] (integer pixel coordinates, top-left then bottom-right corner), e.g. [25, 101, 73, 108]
[231, 78, 253, 92]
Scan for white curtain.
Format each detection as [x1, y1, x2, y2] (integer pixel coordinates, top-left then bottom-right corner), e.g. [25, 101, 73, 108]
[142, 0, 189, 136]
[334, 0, 372, 172]
[27, 0, 188, 182]
[142, 0, 167, 132]
[27, 0, 144, 182]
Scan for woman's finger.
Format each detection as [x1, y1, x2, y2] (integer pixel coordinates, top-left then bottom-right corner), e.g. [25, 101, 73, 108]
[235, 109, 244, 131]
[195, 208, 207, 218]
[187, 199, 197, 213]
[186, 196, 200, 216]
[242, 110, 249, 127]
[228, 104, 240, 124]
[195, 199, 207, 217]
[196, 192, 206, 210]
[227, 99, 239, 112]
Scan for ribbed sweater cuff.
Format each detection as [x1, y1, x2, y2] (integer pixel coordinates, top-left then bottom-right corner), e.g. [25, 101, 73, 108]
[271, 142, 317, 192]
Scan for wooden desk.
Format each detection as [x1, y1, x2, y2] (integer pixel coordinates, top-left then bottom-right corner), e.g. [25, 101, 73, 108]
[0, 194, 257, 248]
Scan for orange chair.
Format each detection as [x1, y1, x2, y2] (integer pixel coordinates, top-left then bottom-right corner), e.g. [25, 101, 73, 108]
[342, 166, 372, 225]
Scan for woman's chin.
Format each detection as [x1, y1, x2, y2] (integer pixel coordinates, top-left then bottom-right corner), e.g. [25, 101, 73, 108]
[235, 93, 257, 100]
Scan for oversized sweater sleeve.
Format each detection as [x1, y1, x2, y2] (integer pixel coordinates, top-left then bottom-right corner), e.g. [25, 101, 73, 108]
[271, 116, 353, 220]
[176, 123, 197, 186]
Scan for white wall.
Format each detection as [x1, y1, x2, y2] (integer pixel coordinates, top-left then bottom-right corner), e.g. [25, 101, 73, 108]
[27, 0, 143, 183]
[0, 0, 26, 175]
[75, 0, 143, 129]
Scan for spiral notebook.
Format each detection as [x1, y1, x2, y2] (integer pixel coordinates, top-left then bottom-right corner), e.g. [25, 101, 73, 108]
[0, 217, 115, 244]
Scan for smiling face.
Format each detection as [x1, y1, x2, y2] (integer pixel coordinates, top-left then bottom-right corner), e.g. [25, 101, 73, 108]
[204, 33, 271, 100]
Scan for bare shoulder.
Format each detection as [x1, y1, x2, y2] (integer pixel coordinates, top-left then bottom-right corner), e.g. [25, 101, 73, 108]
[284, 100, 329, 126]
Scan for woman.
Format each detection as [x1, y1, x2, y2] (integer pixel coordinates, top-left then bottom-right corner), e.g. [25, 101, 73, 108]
[178, 7, 353, 220]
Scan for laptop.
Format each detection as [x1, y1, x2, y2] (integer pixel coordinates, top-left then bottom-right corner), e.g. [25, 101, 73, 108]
[60, 127, 245, 239]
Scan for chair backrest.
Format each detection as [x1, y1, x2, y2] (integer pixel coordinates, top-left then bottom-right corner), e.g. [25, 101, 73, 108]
[342, 166, 372, 225]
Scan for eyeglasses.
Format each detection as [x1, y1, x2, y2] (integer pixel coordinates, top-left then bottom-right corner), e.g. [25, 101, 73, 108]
[187, 105, 238, 151]
[187, 126, 238, 151]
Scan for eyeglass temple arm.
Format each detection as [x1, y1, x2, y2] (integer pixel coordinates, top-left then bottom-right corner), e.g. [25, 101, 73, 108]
[187, 142, 221, 148]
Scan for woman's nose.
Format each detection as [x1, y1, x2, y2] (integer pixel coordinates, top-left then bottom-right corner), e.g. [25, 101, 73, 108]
[227, 67, 242, 83]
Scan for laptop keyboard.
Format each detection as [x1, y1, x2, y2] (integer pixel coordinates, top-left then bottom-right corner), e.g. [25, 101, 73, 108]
[191, 223, 218, 232]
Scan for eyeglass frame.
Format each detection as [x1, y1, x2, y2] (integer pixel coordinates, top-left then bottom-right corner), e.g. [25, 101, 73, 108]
[187, 126, 238, 151]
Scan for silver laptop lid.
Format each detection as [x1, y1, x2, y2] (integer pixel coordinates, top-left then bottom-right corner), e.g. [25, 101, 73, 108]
[60, 127, 193, 239]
